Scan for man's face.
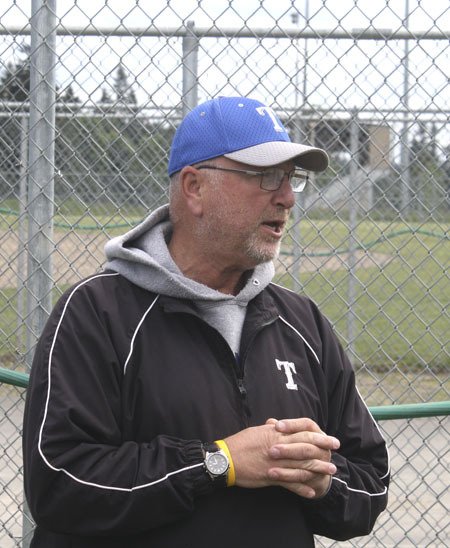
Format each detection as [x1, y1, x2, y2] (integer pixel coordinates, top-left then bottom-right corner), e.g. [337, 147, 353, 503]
[196, 157, 296, 269]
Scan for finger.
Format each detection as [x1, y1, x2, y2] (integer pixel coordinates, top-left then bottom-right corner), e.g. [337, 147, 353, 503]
[283, 479, 330, 499]
[279, 481, 317, 499]
[268, 466, 317, 485]
[271, 431, 340, 451]
[265, 418, 278, 426]
[269, 455, 336, 476]
[269, 468, 331, 497]
[289, 484, 317, 499]
[274, 418, 325, 435]
[268, 462, 336, 485]
[270, 443, 332, 463]
[270, 469, 333, 499]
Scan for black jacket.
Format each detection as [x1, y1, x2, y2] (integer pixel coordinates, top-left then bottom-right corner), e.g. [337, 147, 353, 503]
[23, 271, 390, 547]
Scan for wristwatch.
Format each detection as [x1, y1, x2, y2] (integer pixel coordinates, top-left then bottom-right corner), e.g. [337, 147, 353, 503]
[203, 442, 229, 486]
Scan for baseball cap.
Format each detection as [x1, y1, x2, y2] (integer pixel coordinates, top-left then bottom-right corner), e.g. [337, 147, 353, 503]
[168, 96, 329, 176]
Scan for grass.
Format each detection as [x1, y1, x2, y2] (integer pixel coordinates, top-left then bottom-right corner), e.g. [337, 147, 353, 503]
[277, 218, 449, 372]
[355, 369, 449, 406]
[1, 211, 449, 383]
[0, 199, 146, 235]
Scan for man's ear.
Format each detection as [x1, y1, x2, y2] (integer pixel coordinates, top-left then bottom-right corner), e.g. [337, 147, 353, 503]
[179, 166, 204, 217]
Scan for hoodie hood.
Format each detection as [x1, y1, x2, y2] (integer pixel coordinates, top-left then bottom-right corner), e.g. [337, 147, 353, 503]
[104, 204, 274, 304]
[104, 205, 275, 355]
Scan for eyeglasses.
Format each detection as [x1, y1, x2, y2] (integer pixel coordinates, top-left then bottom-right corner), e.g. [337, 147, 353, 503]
[195, 165, 309, 193]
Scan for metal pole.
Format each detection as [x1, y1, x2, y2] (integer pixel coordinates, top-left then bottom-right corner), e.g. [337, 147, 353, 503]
[4, 23, 448, 41]
[182, 20, 199, 117]
[302, 0, 309, 108]
[347, 109, 359, 363]
[400, 0, 411, 215]
[24, 1, 57, 545]
[17, 115, 28, 352]
[290, 2, 309, 293]
[291, 11, 302, 292]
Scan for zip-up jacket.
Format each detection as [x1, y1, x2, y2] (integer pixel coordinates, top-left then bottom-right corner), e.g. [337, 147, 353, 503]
[23, 271, 390, 548]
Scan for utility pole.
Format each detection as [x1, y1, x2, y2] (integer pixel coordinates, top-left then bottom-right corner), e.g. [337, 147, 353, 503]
[290, 1, 309, 292]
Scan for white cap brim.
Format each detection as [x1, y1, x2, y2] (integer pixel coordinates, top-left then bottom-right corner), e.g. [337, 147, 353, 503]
[224, 141, 329, 172]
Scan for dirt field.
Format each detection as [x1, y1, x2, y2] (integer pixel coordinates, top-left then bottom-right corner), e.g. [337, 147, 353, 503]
[0, 228, 393, 289]
[0, 229, 109, 289]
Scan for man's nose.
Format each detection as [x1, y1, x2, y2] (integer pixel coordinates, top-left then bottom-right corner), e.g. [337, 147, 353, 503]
[271, 175, 296, 209]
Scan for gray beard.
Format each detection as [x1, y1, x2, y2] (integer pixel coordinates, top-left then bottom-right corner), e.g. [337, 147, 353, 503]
[244, 234, 281, 264]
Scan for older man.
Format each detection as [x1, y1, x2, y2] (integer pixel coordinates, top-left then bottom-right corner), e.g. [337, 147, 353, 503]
[23, 96, 389, 548]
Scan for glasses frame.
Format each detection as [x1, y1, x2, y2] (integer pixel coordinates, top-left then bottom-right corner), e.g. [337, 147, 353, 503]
[195, 164, 309, 193]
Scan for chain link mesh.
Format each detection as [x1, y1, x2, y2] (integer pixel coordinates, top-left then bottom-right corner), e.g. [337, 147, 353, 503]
[0, 1, 449, 546]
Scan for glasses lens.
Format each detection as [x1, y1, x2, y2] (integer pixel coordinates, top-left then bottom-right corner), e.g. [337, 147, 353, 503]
[260, 168, 284, 191]
[290, 170, 308, 192]
[260, 168, 309, 192]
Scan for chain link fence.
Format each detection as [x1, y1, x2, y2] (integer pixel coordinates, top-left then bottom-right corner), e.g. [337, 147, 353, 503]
[0, 0, 449, 546]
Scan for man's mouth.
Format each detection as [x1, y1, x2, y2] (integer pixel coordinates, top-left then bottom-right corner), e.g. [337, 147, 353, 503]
[261, 220, 286, 235]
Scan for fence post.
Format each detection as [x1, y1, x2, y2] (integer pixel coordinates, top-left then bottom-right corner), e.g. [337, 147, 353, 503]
[347, 109, 359, 363]
[291, 116, 304, 293]
[23, 0, 57, 545]
[182, 20, 199, 117]
[290, 7, 309, 293]
[400, 0, 411, 215]
[17, 114, 28, 351]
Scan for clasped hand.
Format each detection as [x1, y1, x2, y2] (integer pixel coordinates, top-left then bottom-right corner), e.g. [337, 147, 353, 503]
[225, 418, 340, 499]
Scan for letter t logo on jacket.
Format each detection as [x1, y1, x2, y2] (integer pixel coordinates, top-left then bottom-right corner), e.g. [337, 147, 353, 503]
[275, 359, 298, 390]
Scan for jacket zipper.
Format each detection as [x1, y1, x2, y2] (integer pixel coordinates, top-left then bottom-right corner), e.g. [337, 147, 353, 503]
[236, 317, 278, 426]
[166, 307, 275, 428]
[235, 373, 250, 427]
[197, 319, 251, 426]
[237, 377, 247, 397]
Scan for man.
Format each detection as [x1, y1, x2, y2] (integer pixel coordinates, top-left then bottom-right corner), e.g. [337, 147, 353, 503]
[23, 96, 389, 547]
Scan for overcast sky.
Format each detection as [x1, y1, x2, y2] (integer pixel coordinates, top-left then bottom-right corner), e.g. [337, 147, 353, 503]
[3, 0, 449, 32]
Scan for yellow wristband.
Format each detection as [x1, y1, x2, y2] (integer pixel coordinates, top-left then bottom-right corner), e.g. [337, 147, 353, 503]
[215, 439, 235, 487]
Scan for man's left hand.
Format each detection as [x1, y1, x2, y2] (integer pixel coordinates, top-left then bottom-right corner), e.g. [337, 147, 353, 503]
[265, 418, 340, 499]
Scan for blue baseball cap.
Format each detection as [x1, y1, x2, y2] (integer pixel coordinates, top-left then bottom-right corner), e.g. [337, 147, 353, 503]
[168, 96, 328, 176]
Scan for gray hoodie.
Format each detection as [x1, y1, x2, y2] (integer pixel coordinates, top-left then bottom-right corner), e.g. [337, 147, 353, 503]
[104, 204, 274, 355]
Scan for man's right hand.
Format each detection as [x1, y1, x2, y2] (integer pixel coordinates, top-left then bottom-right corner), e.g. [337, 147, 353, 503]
[224, 418, 340, 499]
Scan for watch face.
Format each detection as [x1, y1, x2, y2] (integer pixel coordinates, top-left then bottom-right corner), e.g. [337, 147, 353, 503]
[206, 452, 229, 476]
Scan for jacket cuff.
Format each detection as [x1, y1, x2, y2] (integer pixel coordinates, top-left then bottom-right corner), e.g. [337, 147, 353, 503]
[184, 440, 215, 497]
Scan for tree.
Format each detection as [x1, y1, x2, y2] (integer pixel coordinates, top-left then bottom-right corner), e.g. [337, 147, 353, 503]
[59, 85, 80, 104]
[56, 85, 82, 116]
[0, 44, 31, 198]
[54, 114, 173, 210]
[409, 121, 448, 217]
[99, 87, 113, 104]
[112, 63, 137, 108]
[0, 44, 30, 102]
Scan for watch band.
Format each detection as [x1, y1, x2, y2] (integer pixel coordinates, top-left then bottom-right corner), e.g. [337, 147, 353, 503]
[202, 442, 220, 455]
[215, 440, 235, 487]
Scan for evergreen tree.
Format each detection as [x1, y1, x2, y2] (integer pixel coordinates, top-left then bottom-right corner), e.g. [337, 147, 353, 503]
[409, 121, 447, 216]
[95, 87, 114, 114]
[99, 87, 113, 104]
[59, 85, 80, 105]
[0, 44, 30, 102]
[56, 84, 82, 115]
[0, 44, 31, 198]
[112, 63, 137, 107]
